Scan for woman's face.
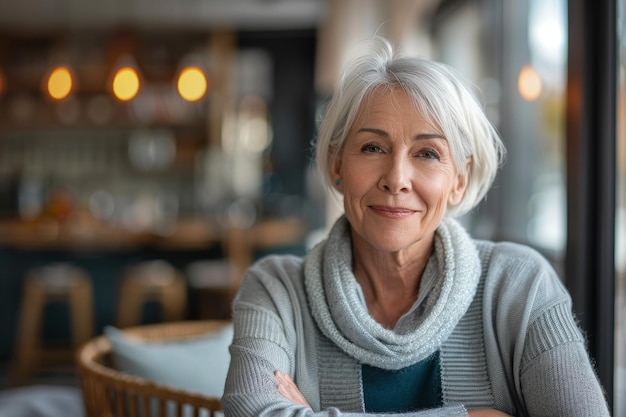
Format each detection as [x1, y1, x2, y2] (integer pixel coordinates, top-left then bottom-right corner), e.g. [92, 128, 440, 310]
[331, 87, 468, 254]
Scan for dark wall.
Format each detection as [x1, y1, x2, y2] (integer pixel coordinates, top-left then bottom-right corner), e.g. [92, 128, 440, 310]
[237, 29, 318, 198]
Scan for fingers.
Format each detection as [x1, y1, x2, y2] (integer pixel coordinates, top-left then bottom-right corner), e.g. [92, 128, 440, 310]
[274, 371, 312, 408]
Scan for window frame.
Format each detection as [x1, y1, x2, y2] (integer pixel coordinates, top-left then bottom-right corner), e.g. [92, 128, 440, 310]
[565, 0, 617, 410]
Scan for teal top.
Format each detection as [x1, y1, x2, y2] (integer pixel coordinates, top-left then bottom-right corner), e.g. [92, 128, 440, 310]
[362, 352, 442, 412]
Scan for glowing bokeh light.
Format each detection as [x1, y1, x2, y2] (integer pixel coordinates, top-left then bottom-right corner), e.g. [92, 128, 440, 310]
[47, 66, 73, 100]
[518, 65, 542, 102]
[177, 66, 208, 102]
[112, 67, 140, 101]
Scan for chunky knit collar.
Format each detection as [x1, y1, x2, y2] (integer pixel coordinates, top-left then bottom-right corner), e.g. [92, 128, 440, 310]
[304, 215, 481, 371]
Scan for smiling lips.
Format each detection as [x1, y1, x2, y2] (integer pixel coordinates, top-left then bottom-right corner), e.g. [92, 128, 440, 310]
[368, 205, 416, 219]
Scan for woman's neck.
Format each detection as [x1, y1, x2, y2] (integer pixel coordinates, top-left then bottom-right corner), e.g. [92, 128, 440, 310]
[351, 232, 433, 329]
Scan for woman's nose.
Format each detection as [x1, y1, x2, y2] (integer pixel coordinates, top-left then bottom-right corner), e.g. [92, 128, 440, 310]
[378, 156, 412, 193]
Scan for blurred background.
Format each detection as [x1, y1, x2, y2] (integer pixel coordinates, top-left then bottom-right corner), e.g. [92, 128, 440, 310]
[0, 0, 623, 415]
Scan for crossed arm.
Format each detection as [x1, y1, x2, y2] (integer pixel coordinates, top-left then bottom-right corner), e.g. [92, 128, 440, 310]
[274, 371, 512, 417]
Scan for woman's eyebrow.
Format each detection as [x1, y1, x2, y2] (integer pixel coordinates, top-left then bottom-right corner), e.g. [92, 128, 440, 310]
[414, 133, 447, 141]
[356, 127, 388, 136]
[357, 127, 446, 141]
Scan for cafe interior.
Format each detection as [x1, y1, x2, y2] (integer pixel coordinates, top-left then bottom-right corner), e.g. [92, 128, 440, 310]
[0, 0, 624, 416]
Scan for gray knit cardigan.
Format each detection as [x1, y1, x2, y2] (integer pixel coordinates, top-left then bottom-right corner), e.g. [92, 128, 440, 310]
[222, 217, 610, 417]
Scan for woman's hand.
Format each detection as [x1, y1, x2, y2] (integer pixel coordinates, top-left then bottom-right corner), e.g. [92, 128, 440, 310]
[275, 371, 312, 408]
[467, 410, 513, 417]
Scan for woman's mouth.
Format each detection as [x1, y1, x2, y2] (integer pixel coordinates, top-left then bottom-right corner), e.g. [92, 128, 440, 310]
[368, 205, 416, 219]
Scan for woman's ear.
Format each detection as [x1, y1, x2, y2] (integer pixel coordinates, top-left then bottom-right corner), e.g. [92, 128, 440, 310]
[330, 153, 343, 192]
[448, 158, 471, 206]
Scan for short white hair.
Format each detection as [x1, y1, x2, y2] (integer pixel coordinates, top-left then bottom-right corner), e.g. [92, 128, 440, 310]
[315, 37, 506, 217]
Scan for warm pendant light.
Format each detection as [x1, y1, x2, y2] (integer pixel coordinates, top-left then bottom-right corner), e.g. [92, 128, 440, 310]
[109, 54, 142, 102]
[112, 66, 140, 102]
[518, 65, 542, 102]
[176, 66, 208, 102]
[46, 65, 74, 100]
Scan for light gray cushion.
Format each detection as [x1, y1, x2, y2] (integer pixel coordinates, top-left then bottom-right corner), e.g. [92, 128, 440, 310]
[104, 323, 233, 397]
[0, 386, 84, 417]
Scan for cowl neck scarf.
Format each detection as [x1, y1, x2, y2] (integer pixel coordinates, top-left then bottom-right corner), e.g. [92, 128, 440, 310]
[304, 215, 481, 371]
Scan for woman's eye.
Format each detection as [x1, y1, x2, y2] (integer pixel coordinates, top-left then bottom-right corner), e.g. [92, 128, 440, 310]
[361, 143, 383, 153]
[418, 148, 440, 160]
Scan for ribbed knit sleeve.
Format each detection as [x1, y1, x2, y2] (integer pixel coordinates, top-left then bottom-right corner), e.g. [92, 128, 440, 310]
[521, 303, 584, 365]
[518, 303, 610, 417]
[478, 241, 611, 416]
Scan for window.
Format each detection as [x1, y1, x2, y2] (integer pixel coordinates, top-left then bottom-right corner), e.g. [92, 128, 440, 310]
[432, 0, 567, 268]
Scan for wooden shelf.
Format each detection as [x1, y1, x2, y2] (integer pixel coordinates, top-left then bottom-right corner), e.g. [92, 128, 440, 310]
[0, 216, 308, 255]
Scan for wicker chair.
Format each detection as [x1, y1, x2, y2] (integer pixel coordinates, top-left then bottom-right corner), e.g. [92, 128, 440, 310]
[76, 320, 229, 417]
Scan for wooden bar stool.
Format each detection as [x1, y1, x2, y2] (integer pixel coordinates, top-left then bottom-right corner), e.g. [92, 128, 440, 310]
[12, 263, 94, 386]
[116, 260, 187, 328]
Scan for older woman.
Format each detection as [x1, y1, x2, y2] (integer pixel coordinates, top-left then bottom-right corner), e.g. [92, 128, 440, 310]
[221, 38, 610, 417]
